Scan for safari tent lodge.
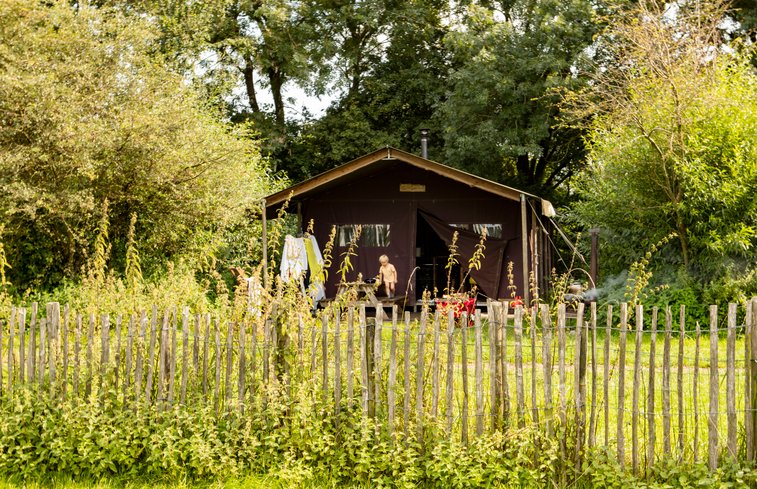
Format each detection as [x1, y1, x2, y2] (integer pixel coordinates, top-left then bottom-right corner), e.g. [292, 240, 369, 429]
[264, 147, 556, 308]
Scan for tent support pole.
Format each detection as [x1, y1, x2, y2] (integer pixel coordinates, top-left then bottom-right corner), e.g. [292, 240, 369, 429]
[520, 194, 530, 306]
[261, 198, 268, 290]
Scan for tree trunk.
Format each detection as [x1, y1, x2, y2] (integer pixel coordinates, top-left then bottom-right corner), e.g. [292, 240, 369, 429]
[242, 56, 261, 113]
[676, 218, 690, 268]
[267, 66, 286, 126]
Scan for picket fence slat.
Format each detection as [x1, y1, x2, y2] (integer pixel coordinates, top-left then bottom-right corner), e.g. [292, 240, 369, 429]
[708, 305, 719, 471]
[694, 319, 701, 462]
[647, 308, 657, 472]
[541, 304, 553, 438]
[617, 303, 628, 468]
[632, 305, 643, 475]
[727, 303, 737, 459]
[514, 306, 525, 428]
[416, 309, 426, 445]
[475, 310, 484, 436]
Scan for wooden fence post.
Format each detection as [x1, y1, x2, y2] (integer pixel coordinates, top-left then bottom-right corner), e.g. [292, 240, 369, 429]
[489, 301, 499, 431]
[574, 302, 586, 472]
[708, 305, 719, 471]
[347, 308, 355, 408]
[475, 310, 484, 436]
[416, 308, 427, 446]
[29, 303, 38, 383]
[125, 315, 134, 402]
[403, 311, 412, 431]
[647, 308, 657, 472]
[237, 320, 246, 412]
[1, 311, 7, 394]
[387, 307, 399, 439]
[86, 313, 95, 398]
[617, 303, 628, 468]
[114, 315, 121, 395]
[182, 308, 191, 406]
[225, 321, 234, 410]
[678, 305, 686, 460]
[134, 312, 146, 403]
[501, 303, 510, 425]
[322, 313, 329, 401]
[461, 313, 468, 445]
[335, 311, 342, 422]
[157, 311, 168, 406]
[589, 302, 597, 448]
[663, 307, 672, 455]
[540, 304, 553, 438]
[74, 314, 81, 399]
[47, 303, 59, 393]
[746, 299, 753, 461]
[514, 306, 525, 428]
[750, 297, 757, 461]
[213, 319, 221, 416]
[145, 307, 158, 403]
[632, 305, 643, 475]
[445, 310, 455, 435]
[7, 308, 14, 393]
[360, 305, 369, 419]
[531, 306, 539, 425]
[202, 314, 210, 401]
[168, 309, 177, 406]
[366, 310, 375, 419]
[694, 319, 701, 462]
[432, 309, 441, 421]
[604, 305, 612, 446]
[374, 306, 383, 419]
[726, 303, 736, 460]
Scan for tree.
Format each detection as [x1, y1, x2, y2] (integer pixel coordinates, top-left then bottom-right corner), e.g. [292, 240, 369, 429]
[568, 0, 757, 298]
[0, 0, 274, 290]
[286, 0, 451, 180]
[435, 0, 598, 201]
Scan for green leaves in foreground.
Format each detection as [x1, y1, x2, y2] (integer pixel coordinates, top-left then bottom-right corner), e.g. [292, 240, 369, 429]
[1, 386, 757, 488]
[0, 0, 273, 290]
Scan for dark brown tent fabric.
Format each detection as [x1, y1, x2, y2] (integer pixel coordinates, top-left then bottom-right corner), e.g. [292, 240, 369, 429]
[305, 198, 415, 299]
[418, 209, 510, 299]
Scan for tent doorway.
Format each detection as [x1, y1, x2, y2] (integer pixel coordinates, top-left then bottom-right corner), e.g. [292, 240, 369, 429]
[415, 212, 462, 298]
[415, 210, 509, 301]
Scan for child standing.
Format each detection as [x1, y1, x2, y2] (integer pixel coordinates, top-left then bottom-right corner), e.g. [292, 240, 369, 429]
[378, 255, 397, 298]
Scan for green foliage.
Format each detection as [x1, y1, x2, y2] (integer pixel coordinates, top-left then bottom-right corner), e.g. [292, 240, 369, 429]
[337, 225, 362, 283]
[90, 201, 112, 288]
[580, 448, 757, 488]
[0, 0, 273, 291]
[0, 231, 10, 292]
[31, 261, 213, 319]
[569, 1, 757, 301]
[124, 213, 143, 292]
[0, 385, 565, 487]
[444, 230, 460, 295]
[5, 381, 756, 488]
[437, 0, 597, 200]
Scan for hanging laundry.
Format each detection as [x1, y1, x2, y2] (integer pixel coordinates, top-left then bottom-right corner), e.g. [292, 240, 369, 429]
[280, 235, 308, 281]
[304, 235, 325, 302]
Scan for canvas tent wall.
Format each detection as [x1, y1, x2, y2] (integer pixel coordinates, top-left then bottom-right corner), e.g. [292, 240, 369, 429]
[264, 147, 555, 304]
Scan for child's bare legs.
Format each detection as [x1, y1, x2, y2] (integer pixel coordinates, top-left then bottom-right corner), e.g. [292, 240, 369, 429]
[385, 282, 395, 298]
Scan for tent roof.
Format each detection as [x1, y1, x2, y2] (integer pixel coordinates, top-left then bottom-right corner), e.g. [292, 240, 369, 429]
[264, 147, 555, 214]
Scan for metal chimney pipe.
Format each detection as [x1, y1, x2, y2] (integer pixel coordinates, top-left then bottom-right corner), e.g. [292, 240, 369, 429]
[420, 128, 429, 159]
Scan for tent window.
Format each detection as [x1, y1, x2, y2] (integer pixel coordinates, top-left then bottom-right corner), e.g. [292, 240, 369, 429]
[450, 223, 503, 239]
[338, 224, 391, 247]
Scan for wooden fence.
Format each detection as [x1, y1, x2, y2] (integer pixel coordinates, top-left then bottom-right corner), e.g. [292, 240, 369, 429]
[2, 298, 757, 476]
